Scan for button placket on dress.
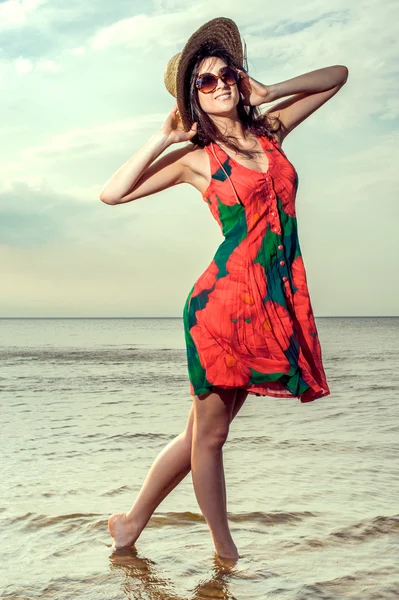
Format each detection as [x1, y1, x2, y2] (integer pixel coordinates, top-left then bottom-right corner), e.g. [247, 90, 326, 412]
[264, 173, 290, 292]
[265, 174, 279, 233]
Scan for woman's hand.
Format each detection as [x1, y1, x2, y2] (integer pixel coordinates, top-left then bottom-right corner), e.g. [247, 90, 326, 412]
[161, 103, 198, 144]
[237, 69, 271, 107]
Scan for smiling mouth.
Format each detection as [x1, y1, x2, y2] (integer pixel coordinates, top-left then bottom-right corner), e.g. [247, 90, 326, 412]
[215, 93, 231, 100]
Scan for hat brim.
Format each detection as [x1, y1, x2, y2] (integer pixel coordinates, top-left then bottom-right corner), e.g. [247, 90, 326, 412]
[175, 17, 244, 132]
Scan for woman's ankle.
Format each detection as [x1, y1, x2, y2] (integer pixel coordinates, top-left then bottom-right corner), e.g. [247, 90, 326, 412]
[125, 510, 147, 536]
[214, 542, 239, 560]
[213, 536, 238, 560]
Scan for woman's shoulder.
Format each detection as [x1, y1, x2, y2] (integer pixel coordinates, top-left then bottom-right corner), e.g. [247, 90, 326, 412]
[180, 142, 210, 179]
[180, 142, 209, 161]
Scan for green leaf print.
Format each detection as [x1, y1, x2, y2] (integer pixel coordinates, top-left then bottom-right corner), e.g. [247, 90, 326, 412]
[254, 223, 277, 272]
[250, 368, 288, 383]
[213, 196, 248, 279]
[277, 196, 296, 238]
[212, 158, 232, 182]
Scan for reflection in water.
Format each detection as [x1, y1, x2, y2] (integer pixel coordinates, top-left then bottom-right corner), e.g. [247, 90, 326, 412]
[109, 547, 238, 600]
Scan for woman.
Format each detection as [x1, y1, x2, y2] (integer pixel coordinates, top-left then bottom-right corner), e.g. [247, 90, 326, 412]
[101, 17, 348, 560]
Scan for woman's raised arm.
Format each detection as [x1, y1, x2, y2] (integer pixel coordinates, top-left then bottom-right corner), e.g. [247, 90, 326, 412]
[99, 105, 197, 205]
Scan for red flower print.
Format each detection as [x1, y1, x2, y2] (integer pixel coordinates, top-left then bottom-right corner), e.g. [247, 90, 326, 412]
[267, 140, 297, 218]
[235, 300, 294, 362]
[190, 322, 252, 387]
[200, 260, 267, 323]
[291, 256, 318, 337]
[192, 259, 219, 297]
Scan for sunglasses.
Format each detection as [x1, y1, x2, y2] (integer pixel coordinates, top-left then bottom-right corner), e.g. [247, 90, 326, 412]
[196, 66, 240, 94]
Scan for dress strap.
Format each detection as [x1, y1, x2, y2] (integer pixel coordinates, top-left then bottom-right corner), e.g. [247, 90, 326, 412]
[210, 142, 243, 206]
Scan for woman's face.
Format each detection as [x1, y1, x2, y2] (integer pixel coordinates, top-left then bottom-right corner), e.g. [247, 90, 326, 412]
[195, 56, 240, 119]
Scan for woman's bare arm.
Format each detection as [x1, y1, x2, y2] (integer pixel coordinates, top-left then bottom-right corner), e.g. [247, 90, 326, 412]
[99, 105, 198, 205]
[100, 130, 176, 205]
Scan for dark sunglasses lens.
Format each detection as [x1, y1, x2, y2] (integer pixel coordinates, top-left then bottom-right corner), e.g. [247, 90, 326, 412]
[197, 67, 239, 92]
[221, 67, 239, 85]
[197, 74, 218, 93]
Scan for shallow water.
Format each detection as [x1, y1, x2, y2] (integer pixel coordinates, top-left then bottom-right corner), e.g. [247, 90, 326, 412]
[1, 317, 398, 599]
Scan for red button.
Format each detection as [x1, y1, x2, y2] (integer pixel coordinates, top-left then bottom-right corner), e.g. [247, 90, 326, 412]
[282, 276, 288, 282]
[269, 194, 274, 199]
[280, 260, 285, 266]
[278, 245, 283, 250]
[271, 211, 276, 216]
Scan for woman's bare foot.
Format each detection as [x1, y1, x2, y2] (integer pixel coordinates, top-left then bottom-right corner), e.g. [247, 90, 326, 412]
[108, 512, 140, 551]
[214, 542, 240, 562]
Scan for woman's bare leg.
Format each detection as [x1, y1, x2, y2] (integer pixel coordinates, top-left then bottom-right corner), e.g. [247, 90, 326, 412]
[108, 388, 248, 550]
[108, 408, 194, 549]
[191, 387, 238, 560]
[220, 388, 247, 512]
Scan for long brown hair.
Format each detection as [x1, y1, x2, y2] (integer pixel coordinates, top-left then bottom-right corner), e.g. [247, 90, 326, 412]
[184, 41, 281, 159]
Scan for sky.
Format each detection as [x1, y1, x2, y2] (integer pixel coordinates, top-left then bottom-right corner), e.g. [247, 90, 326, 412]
[0, 0, 398, 317]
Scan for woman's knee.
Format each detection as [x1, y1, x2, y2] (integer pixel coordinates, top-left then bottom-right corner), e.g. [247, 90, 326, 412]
[194, 418, 230, 450]
[192, 387, 235, 450]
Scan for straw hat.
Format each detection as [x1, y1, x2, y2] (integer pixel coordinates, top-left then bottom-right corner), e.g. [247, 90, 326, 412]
[164, 17, 246, 132]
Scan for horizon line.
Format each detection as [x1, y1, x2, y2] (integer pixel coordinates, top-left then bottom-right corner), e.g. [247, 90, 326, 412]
[1, 316, 398, 320]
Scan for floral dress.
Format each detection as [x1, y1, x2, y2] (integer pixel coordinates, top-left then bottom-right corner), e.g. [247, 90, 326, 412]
[183, 133, 330, 403]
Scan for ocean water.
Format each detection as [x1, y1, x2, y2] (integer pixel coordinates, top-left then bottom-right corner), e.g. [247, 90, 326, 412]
[1, 317, 398, 599]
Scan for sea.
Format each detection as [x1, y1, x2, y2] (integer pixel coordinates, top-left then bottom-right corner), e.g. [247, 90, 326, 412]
[1, 317, 398, 600]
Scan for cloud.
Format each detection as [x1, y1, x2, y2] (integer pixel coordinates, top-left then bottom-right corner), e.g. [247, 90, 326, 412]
[0, 182, 85, 245]
[0, 0, 49, 30]
[0, 181, 136, 246]
[89, 12, 196, 52]
[20, 114, 166, 161]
